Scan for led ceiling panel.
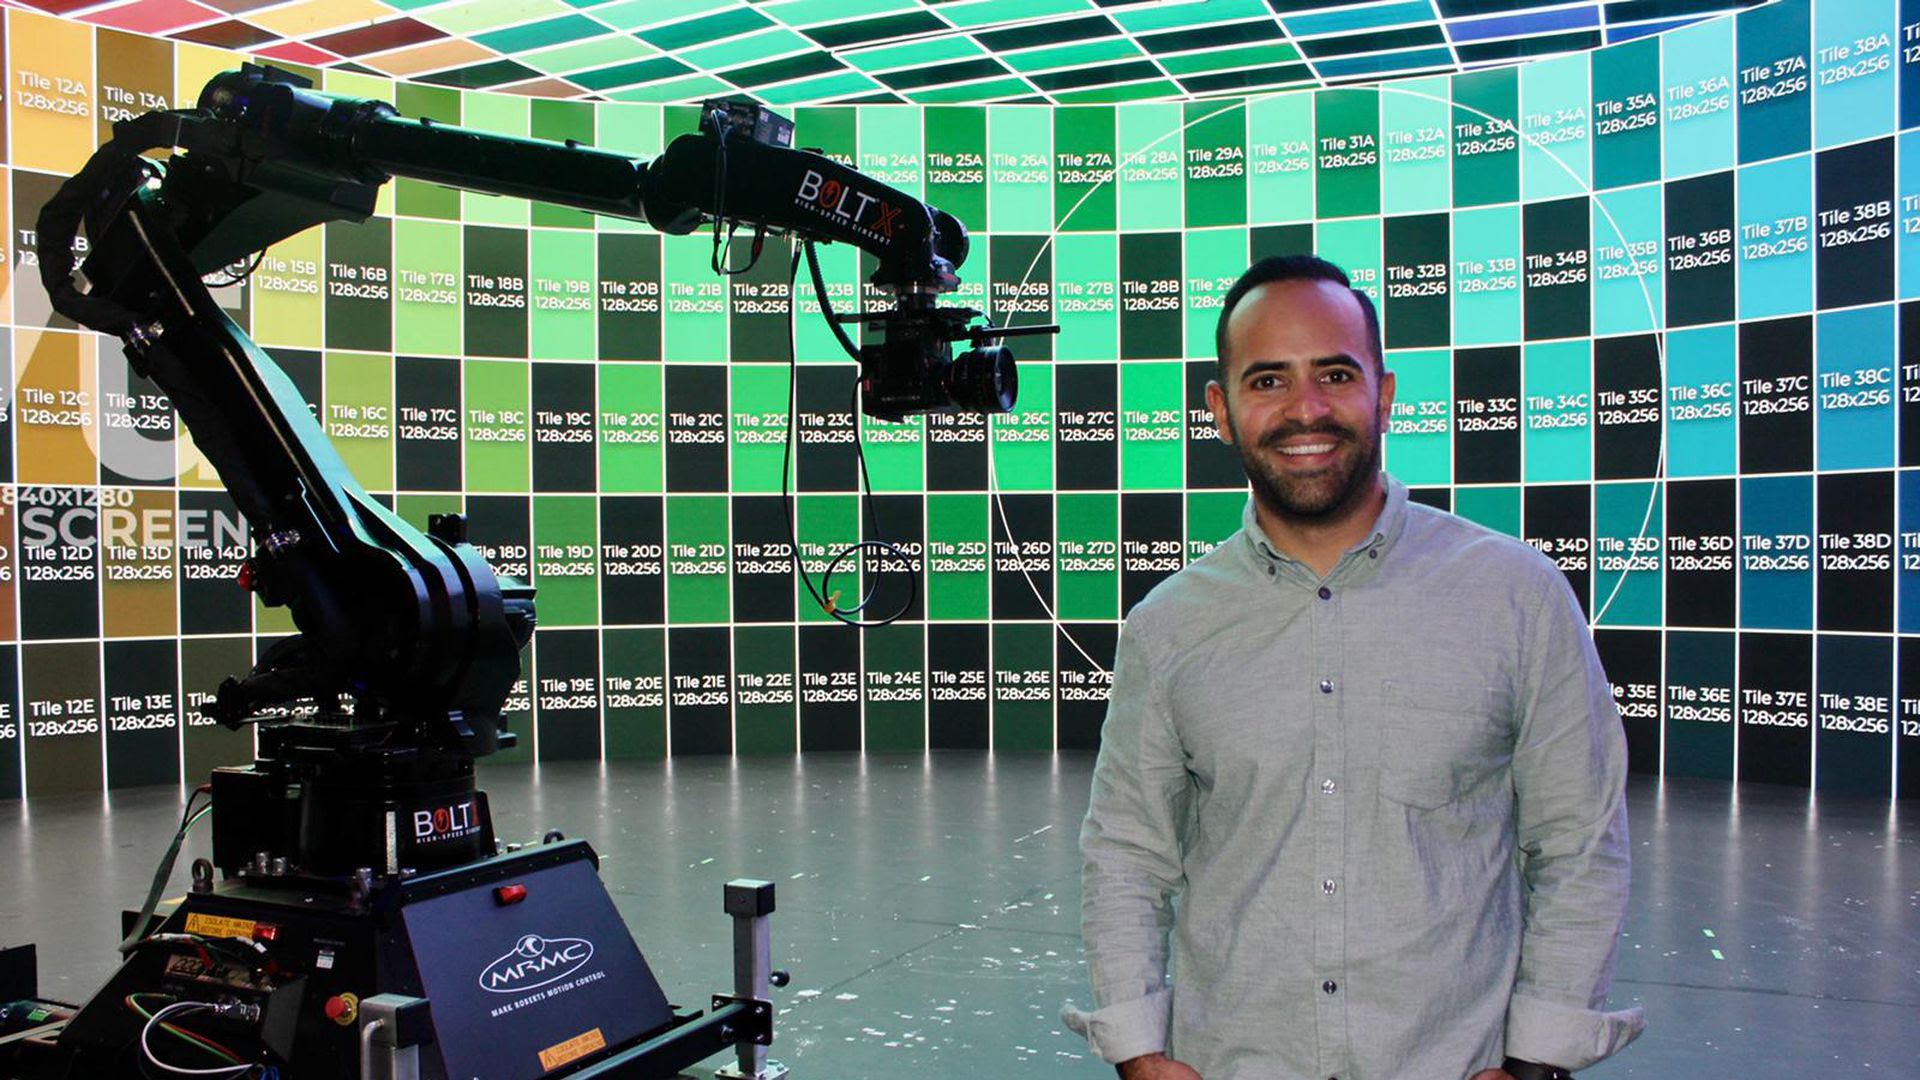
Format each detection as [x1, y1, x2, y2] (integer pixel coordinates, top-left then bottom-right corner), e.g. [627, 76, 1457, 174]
[25, 0, 1773, 104]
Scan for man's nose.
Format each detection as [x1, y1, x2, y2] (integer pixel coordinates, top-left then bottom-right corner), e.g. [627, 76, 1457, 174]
[1283, 381, 1332, 423]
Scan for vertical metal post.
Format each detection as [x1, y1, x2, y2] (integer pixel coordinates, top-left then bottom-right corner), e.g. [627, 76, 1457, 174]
[715, 879, 787, 1080]
[359, 994, 427, 1080]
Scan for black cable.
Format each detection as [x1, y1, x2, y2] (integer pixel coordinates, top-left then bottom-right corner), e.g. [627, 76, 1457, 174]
[781, 243, 916, 627]
[203, 250, 264, 288]
[706, 114, 764, 276]
[709, 112, 730, 275]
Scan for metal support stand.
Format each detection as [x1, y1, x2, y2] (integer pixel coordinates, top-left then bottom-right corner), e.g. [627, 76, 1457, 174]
[714, 880, 787, 1080]
[359, 994, 429, 1080]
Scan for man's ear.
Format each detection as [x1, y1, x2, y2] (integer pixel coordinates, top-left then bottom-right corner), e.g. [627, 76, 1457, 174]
[1375, 368, 1396, 434]
[1205, 380, 1235, 444]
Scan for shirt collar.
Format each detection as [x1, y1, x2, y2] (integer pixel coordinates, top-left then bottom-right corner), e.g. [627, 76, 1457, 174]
[1240, 472, 1411, 583]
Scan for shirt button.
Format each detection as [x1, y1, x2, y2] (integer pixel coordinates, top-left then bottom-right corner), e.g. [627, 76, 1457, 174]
[1368, 549, 1377, 559]
[1322, 980, 1338, 995]
[1321, 779, 1337, 795]
[1317, 586, 1331, 600]
[1267, 565, 1276, 577]
[1319, 679, 1333, 694]
[1322, 879, 1337, 895]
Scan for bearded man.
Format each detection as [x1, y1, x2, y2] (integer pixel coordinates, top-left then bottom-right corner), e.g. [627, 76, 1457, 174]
[1064, 255, 1644, 1080]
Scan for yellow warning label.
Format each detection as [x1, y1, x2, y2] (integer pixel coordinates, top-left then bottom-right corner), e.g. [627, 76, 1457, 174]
[183, 914, 258, 940]
[538, 1028, 607, 1071]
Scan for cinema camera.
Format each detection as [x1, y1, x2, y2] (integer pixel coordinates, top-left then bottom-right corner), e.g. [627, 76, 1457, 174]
[0, 64, 1051, 1079]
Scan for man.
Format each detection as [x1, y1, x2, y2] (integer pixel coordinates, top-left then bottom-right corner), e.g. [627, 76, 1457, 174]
[1063, 255, 1644, 1080]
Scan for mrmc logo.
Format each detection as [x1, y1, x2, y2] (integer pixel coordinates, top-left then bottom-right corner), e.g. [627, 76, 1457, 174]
[478, 934, 596, 994]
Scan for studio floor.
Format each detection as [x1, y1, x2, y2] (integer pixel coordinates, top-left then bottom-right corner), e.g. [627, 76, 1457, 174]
[2, 754, 1913, 1079]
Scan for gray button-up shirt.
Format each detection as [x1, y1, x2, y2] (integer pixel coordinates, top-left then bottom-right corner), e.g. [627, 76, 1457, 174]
[1065, 476, 1644, 1079]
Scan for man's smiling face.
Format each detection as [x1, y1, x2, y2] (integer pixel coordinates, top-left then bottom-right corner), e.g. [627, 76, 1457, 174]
[1205, 278, 1395, 523]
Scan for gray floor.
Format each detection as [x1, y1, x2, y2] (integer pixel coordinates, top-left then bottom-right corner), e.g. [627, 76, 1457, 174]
[1, 755, 1914, 1079]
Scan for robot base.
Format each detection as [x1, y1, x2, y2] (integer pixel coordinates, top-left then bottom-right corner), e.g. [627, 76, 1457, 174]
[27, 842, 778, 1079]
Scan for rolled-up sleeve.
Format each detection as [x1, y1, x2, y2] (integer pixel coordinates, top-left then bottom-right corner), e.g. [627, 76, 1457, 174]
[1062, 621, 1193, 1065]
[1504, 574, 1647, 1070]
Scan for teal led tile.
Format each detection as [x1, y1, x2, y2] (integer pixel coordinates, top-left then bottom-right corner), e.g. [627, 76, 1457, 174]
[520, 34, 657, 75]
[606, 73, 737, 102]
[1004, 38, 1142, 74]
[1113, 0, 1269, 34]
[1158, 42, 1301, 75]
[638, 5, 772, 50]
[907, 77, 1037, 104]
[845, 37, 984, 73]
[773, 0, 921, 26]
[473, 14, 609, 53]
[573, 56, 693, 90]
[594, 0, 741, 31]
[1311, 46, 1454, 79]
[681, 28, 809, 71]
[1283, 0, 1433, 37]
[939, 0, 1088, 30]
[1055, 79, 1182, 105]
[758, 70, 882, 104]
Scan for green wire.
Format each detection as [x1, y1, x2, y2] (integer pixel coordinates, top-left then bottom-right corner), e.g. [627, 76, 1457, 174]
[125, 994, 243, 1065]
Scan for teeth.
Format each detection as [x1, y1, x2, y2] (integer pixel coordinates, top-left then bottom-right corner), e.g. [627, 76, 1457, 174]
[1279, 443, 1335, 456]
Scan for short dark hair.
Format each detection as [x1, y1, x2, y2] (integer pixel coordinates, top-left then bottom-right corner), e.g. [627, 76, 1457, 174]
[1213, 254, 1383, 380]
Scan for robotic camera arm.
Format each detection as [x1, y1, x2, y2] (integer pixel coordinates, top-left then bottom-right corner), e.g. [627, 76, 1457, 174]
[33, 63, 1052, 878]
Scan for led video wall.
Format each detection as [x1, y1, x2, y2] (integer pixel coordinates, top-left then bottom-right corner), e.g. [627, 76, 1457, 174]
[2, 0, 1919, 799]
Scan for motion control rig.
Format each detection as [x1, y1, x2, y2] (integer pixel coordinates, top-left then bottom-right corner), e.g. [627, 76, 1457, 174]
[0, 64, 1048, 1080]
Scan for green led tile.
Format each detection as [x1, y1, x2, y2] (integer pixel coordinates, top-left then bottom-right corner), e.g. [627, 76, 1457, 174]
[638, 6, 772, 50]
[1158, 42, 1301, 76]
[521, 35, 657, 75]
[593, 0, 742, 32]
[845, 36, 983, 73]
[906, 76, 1035, 104]
[977, 13, 1118, 52]
[474, 14, 609, 53]
[1031, 60, 1161, 92]
[758, 70, 881, 105]
[1003, 38, 1141, 74]
[940, 0, 1087, 30]
[418, 60, 542, 91]
[681, 28, 809, 71]
[606, 73, 737, 103]
[1113, 0, 1268, 34]
[422, 0, 570, 35]
[725, 52, 846, 88]
[804, 10, 947, 50]
[573, 56, 693, 91]
[1053, 79, 1181, 106]
[775, 0, 921, 27]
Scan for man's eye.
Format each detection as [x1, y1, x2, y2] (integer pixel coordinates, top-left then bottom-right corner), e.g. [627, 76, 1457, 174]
[1324, 370, 1353, 383]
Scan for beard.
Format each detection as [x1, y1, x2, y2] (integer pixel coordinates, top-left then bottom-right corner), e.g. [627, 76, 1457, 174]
[1234, 418, 1382, 522]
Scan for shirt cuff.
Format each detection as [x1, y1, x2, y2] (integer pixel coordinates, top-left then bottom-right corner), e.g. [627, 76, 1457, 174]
[1060, 989, 1171, 1065]
[1504, 992, 1646, 1072]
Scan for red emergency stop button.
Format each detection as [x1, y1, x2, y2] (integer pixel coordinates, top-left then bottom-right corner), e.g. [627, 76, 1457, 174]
[324, 993, 359, 1026]
[495, 883, 528, 905]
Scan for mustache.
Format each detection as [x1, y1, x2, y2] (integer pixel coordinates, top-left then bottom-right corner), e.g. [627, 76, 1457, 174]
[1257, 422, 1356, 449]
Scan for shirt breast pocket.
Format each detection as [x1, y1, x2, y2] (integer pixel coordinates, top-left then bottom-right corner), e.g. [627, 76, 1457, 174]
[1378, 679, 1512, 810]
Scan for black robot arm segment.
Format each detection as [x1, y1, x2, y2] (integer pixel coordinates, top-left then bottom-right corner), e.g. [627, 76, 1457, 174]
[177, 65, 967, 292]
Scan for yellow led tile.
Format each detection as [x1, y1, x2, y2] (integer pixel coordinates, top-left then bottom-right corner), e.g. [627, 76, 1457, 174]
[248, 0, 393, 38]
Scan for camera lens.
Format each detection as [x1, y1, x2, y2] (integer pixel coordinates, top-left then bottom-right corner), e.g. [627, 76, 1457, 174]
[946, 345, 1017, 414]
